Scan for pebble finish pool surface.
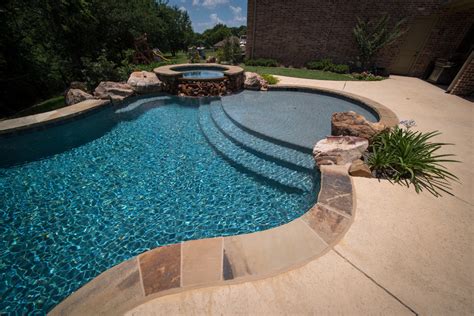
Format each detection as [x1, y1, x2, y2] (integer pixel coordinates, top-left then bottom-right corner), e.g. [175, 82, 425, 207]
[0, 95, 319, 314]
[0, 90, 378, 314]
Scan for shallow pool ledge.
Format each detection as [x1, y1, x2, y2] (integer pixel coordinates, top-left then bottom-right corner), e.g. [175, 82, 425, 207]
[49, 164, 355, 316]
[269, 84, 399, 128]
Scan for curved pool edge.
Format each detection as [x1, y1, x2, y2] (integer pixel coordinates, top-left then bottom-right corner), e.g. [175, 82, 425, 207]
[48, 164, 355, 316]
[154, 63, 244, 77]
[0, 99, 111, 136]
[0, 84, 398, 138]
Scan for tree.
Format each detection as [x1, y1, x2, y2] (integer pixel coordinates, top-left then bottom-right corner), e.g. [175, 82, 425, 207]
[160, 5, 194, 56]
[353, 15, 406, 71]
[0, 0, 195, 116]
[201, 24, 232, 47]
[220, 37, 242, 64]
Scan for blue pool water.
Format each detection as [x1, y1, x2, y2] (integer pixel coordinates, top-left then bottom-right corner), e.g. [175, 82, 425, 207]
[182, 70, 225, 79]
[0, 95, 319, 313]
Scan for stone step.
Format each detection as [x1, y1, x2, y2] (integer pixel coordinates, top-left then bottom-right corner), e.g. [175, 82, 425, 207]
[209, 102, 315, 173]
[199, 103, 314, 193]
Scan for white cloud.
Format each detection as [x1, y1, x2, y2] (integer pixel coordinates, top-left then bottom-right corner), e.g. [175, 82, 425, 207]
[229, 5, 246, 24]
[210, 13, 224, 24]
[180, 0, 186, 3]
[201, 0, 229, 8]
[229, 5, 241, 15]
[178, 6, 187, 12]
[192, 0, 199, 6]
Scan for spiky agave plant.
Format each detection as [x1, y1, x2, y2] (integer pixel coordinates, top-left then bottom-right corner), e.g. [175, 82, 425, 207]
[367, 127, 459, 197]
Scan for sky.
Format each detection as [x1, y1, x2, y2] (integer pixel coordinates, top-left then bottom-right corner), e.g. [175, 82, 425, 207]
[168, 0, 248, 33]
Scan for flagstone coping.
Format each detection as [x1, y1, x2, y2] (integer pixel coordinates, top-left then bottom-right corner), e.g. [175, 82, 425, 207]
[0, 99, 110, 136]
[49, 164, 355, 316]
[154, 63, 244, 77]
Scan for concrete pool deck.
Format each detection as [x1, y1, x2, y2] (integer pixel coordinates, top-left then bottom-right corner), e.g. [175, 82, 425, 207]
[125, 75, 473, 315]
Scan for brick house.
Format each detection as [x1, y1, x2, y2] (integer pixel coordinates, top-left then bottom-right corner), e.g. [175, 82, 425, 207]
[246, 0, 474, 95]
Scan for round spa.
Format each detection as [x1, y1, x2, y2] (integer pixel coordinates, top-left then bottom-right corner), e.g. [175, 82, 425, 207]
[154, 63, 245, 96]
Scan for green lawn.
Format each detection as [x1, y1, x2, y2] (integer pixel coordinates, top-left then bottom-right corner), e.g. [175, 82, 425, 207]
[241, 65, 356, 81]
[11, 96, 66, 118]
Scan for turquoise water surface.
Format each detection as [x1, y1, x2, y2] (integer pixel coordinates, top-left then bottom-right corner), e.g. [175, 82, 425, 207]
[0, 95, 318, 313]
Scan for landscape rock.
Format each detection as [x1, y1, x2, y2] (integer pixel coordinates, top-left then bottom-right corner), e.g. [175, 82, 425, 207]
[127, 71, 162, 94]
[244, 72, 268, 91]
[65, 88, 94, 105]
[331, 111, 386, 141]
[94, 81, 134, 101]
[69, 81, 88, 91]
[349, 159, 372, 178]
[206, 56, 216, 63]
[178, 79, 230, 97]
[313, 136, 368, 167]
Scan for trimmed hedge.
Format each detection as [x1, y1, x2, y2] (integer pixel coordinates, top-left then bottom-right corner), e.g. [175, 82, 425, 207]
[244, 58, 278, 67]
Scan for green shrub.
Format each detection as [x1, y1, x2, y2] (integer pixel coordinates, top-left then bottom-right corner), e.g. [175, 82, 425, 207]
[244, 58, 278, 67]
[331, 64, 350, 74]
[225, 37, 243, 64]
[367, 127, 458, 197]
[81, 51, 121, 89]
[306, 59, 349, 73]
[351, 71, 383, 81]
[261, 74, 279, 85]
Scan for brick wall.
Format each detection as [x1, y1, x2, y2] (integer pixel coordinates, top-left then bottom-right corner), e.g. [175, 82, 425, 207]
[450, 56, 474, 95]
[410, 9, 474, 77]
[246, 0, 473, 77]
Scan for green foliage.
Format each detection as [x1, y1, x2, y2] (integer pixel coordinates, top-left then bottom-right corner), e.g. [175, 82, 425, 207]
[220, 37, 242, 64]
[261, 74, 279, 85]
[199, 24, 246, 47]
[367, 127, 459, 197]
[306, 59, 349, 73]
[81, 52, 122, 89]
[353, 15, 406, 70]
[0, 0, 195, 117]
[244, 58, 278, 67]
[11, 96, 65, 118]
[188, 48, 201, 63]
[351, 71, 384, 81]
[241, 65, 354, 81]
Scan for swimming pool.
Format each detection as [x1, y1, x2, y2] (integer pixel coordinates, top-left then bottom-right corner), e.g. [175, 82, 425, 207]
[0, 90, 378, 313]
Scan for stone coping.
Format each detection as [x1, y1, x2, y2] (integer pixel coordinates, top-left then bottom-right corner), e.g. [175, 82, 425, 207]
[49, 164, 355, 316]
[154, 63, 244, 77]
[270, 85, 399, 127]
[0, 99, 110, 136]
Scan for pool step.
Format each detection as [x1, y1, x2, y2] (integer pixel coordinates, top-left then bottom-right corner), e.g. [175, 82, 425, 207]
[209, 102, 314, 173]
[199, 104, 314, 193]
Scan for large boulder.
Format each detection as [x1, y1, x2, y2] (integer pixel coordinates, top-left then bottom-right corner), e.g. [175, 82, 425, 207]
[313, 136, 368, 167]
[244, 72, 268, 91]
[127, 71, 162, 94]
[94, 81, 134, 101]
[65, 88, 94, 105]
[331, 111, 386, 141]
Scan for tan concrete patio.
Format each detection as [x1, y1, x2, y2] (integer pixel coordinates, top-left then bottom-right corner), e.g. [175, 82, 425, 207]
[125, 75, 473, 315]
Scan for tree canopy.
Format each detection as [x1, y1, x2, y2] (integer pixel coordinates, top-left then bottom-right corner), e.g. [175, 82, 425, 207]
[0, 0, 194, 116]
[196, 24, 247, 47]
